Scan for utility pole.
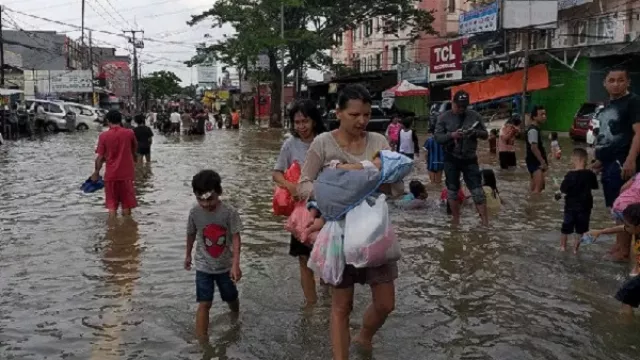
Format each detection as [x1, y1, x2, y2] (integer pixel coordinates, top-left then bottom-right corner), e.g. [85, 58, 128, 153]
[520, 30, 530, 124]
[124, 30, 144, 111]
[89, 30, 96, 106]
[81, 0, 85, 65]
[280, 2, 285, 127]
[1, 6, 5, 87]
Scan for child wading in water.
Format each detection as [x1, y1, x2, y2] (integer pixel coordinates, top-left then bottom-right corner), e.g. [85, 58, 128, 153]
[424, 123, 444, 184]
[481, 169, 501, 211]
[385, 114, 402, 151]
[589, 204, 640, 315]
[184, 170, 242, 344]
[561, 148, 598, 253]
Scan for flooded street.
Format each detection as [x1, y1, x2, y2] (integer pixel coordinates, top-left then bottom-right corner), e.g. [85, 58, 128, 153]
[1, 128, 639, 360]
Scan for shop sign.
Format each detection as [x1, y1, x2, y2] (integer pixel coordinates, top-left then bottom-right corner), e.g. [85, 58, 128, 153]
[397, 62, 429, 84]
[429, 39, 463, 82]
[459, 2, 498, 35]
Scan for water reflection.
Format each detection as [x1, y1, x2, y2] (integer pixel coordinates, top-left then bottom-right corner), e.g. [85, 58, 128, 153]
[0, 130, 639, 360]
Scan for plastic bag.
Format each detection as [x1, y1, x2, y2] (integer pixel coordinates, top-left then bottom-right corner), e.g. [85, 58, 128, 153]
[343, 194, 401, 268]
[284, 202, 315, 243]
[307, 220, 346, 285]
[272, 162, 301, 216]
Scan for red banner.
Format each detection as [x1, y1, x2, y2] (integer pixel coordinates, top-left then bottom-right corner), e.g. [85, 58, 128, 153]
[429, 39, 463, 83]
[99, 61, 132, 98]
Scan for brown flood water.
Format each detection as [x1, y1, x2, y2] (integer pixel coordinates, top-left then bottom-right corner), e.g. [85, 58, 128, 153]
[0, 128, 639, 360]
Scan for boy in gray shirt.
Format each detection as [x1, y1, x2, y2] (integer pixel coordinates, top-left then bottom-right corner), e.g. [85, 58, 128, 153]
[184, 170, 242, 343]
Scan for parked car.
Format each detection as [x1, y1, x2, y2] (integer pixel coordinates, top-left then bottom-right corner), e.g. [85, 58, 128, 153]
[57, 102, 99, 130]
[28, 100, 77, 132]
[569, 102, 601, 141]
[324, 105, 391, 132]
[429, 101, 452, 127]
[586, 104, 605, 146]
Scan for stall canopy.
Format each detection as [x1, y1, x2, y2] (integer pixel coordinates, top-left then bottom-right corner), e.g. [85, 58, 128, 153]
[382, 80, 430, 97]
[450, 64, 550, 104]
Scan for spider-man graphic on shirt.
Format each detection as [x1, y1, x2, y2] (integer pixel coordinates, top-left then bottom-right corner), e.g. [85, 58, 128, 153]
[202, 223, 227, 258]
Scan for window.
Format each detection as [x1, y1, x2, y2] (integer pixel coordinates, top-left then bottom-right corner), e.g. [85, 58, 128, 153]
[392, 47, 398, 65]
[364, 19, 373, 37]
[49, 104, 63, 114]
[448, 0, 455, 13]
[369, 55, 374, 71]
[399, 46, 406, 63]
[351, 29, 356, 42]
[336, 32, 343, 46]
[362, 58, 367, 72]
[376, 53, 382, 69]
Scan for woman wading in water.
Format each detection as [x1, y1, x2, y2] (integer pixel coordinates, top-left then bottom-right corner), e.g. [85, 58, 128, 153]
[299, 85, 402, 359]
[272, 99, 327, 306]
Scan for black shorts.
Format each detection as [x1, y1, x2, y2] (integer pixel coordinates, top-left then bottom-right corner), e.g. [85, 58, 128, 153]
[289, 235, 311, 258]
[561, 209, 591, 235]
[615, 276, 640, 308]
[499, 152, 517, 169]
[137, 147, 150, 156]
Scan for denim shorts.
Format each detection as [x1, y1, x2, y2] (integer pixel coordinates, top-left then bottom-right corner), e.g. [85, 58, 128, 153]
[601, 161, 624, 208]
[195, 270, 238, 303]
[444, 159, 485, 204]
[611, 209, 625, 222]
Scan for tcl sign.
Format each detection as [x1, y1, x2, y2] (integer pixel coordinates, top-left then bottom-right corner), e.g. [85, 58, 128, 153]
[429, 39, 463, 82]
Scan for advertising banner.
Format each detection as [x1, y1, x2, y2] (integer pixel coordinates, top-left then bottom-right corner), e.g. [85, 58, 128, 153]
[197, 66, 217, 84]
[99, 61, 132, 98]
[429, 39, 463, 83]
[49, 70, 93, 93]
[458, 2, 499, 35]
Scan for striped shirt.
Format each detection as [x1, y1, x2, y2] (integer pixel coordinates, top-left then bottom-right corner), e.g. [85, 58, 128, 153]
[424, 137, 444, 171]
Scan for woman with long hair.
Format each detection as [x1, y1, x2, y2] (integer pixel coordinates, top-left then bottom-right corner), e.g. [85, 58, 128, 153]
[272, 99, 327, 306]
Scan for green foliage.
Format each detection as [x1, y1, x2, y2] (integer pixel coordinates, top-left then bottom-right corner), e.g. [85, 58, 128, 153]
[140, 71, 182, 100]
[186, 0, 436, 76]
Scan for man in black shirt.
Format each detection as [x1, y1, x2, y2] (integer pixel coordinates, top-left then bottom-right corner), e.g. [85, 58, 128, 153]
[134, 114, 154, 163]
[560, 148, 599, 253]
[525, 105, 548, 193]
[593, 66, 640, 260]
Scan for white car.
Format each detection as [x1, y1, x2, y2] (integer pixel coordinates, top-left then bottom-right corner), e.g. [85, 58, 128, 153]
[57, 102, 99, 130]
[28, 100, 76, 132]
[586, 105, 604, 146]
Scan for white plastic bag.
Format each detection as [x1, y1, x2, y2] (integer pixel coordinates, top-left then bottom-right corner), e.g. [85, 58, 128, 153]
[344, 194, 401, 268]
[307, 220, 346, 285]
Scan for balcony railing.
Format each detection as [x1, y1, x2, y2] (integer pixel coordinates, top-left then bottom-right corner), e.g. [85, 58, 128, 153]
[552, 13, 630, 48]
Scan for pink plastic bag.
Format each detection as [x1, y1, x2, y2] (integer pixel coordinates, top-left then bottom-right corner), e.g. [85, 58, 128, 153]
[285, 202, 316, 243]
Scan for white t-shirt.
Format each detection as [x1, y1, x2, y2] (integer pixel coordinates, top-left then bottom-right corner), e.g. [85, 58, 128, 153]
[170, 112, 181, 124]
[399, 129, 415, 154]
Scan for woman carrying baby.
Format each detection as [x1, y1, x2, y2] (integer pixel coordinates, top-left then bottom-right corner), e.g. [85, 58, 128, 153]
[298, 84, 403, 360]
[272, 99, 327, 306]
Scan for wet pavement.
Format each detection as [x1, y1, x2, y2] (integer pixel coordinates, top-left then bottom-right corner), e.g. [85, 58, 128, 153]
[0, 128, 639, 360]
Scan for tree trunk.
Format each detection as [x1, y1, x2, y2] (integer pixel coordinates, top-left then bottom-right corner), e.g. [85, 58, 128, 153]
[269, 69, 282, 128]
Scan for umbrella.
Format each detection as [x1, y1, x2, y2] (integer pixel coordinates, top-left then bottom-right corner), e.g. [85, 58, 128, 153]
[382, 80, 429, 97]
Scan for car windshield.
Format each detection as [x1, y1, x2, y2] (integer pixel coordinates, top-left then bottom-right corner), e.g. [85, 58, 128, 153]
[577, 103, 598, 117]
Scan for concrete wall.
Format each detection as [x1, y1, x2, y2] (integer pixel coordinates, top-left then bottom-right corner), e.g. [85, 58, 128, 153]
[3, 31, 68, 70]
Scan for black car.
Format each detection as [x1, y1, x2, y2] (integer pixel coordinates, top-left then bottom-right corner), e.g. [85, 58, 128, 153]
[324, 106, 391, 132]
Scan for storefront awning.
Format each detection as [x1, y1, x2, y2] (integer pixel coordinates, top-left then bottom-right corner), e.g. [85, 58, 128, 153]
[450, 64, 549, 104]
[382, 80, 429, 97]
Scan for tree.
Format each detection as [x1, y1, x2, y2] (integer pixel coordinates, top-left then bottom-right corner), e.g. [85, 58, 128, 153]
[139, 71, 182, 101]
[187, 0, 436, 128]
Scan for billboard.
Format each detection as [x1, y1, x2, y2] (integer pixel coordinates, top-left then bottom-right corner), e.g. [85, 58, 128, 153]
[99, 61, 132, 98]
[459, 1, 498, 35]
[558, 0, 592, 10]
[50, 70, 93, 93]
[197, 65, 217, 84]
[502, 0, 558, 29]
[429, 39, 463, 83]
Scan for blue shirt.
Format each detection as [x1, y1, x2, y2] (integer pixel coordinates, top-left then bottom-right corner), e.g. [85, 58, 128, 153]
[424, 137, 444, 170]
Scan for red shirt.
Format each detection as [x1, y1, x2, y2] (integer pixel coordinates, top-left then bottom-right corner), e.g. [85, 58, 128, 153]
[96, 126, 137, 181]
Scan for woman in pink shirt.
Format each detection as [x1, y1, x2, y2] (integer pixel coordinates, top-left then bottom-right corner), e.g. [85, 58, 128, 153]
[612, 175, 640, 221]
[498, 117, 521, 169]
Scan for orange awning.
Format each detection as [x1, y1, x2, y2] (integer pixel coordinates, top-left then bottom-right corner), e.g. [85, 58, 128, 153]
[450, 64, 550, 104]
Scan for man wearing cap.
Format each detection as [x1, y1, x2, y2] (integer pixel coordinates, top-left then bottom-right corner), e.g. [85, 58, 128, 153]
[434, 90, 489, 225]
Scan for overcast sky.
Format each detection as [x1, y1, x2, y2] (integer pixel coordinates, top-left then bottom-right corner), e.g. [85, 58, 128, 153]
[1, 0, 242, 85]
